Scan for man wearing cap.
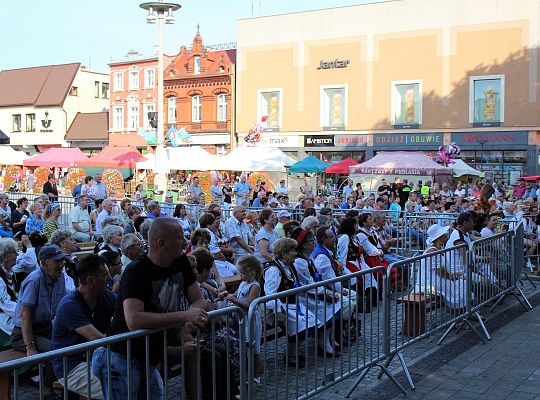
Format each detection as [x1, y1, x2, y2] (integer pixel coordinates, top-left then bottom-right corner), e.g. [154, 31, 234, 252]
[224, 206, 253, 258]
[275, 209, 292, 238]
[11, 244, 69, 397]
[268, 197, 279, 208]
[161, 193, 175, 215]
[43, 174, 59, 202]
[275, 179, 289, 196]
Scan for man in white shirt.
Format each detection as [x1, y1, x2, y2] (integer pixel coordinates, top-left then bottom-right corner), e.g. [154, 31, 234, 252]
[92, 173, 107, 201]
[210, 180, 222, 204]
[299, 177, 313, 196]
[453, 182, 466, 198]
[95, 199, 114, 235]
[224, 206, 253, 258]
[275, 179, 289, 196]
[439, 183, 453, 199]
[313, 195, 325, 211]
[70, 195, 93, 242]
[342, 180, 354, 199]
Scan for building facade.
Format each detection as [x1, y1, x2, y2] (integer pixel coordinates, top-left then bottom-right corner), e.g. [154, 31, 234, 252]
[236, 0, 540, 181]
[163, 30, 236, 155]
[0, 63, 109, 151]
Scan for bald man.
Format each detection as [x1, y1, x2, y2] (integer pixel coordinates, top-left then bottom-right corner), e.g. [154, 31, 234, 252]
[94, 217, 207, 399]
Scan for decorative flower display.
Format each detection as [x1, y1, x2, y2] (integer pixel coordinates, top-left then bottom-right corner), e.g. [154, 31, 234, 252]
[64, 168, 86, 194]
[102, 169, 125, 198]
[248, 172, 271, 191]
[195, 171, 213, 202]
[34, 167, 52, 191]
[4, 166, 21, 189]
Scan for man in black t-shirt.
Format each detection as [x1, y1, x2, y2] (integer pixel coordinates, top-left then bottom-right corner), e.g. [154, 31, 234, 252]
[377, 179, 391, 198]
[92, 218, 208, 400]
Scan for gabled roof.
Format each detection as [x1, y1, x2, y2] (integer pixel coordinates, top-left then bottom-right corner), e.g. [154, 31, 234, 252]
[65, 112, 108, 141]
[165, 48, 236, 78]
[0, 63, 80, 107]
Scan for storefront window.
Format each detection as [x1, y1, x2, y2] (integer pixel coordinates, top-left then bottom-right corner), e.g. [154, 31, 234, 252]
[470, 75, 504, 126]
[257, 89, 281, 130]
[459, 150, 525, 183]
[392, 81, 422, 127]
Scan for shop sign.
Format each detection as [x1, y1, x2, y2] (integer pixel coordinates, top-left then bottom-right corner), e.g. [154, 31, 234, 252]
[304, 135, 334, 147]
[334, 134, 368, 147]
[317, 59, 350, 70]
[373, 133, 443, 147]
[451, 131, 528, 146]
[257, 135, 300, 148]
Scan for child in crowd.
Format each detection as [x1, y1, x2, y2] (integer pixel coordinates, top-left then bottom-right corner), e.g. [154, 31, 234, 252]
[225, 255, 263, 384]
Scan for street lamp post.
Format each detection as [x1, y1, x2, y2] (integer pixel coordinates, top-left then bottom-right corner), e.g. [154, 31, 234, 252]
[475, 137, 489, 172]
[139, 1, 181, 193]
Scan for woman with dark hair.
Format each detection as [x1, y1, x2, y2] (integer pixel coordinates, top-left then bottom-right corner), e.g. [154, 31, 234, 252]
[303, 207, 316, 219]
[173, 204, 192, 240]
[254, 209, 280, 263]
[336, 217, 378, 309]
[291, 228, 341, 355]
[90, 198, 104, 230]
[200, 213, 237, 277]
[123, 206, 142, 234]
[11, 197, 29, 240]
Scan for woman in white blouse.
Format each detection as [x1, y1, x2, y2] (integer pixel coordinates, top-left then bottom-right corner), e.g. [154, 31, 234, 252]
[0, 238, 20, 347]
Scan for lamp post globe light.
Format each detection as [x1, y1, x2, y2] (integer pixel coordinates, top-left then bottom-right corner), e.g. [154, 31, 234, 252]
[139, 1, 181, 193]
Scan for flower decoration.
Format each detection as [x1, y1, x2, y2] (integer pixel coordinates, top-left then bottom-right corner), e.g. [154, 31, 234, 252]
[248, 172, 271, 191]
[4, 166, 21, 189]
[195, 171, 213, 201]
[102, 169, 125, 198]
[34, 167, 52, 191]
[244, 115, 268, 146]
[65, 168, 86, 194]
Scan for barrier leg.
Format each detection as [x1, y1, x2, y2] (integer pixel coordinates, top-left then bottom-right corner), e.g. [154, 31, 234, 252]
[514, 287, 533, 310]
[520, 273, 537, 289]
[488, 293, 507, 313]
[377, 364, 408, 395]
[437, 321, 457, 345]
[397, 352, 415, 390]
[463, 319, 486, 344]
[345, 367, 371, 398]
[473, 311, 491, 341]
[376, 353, 394, 379]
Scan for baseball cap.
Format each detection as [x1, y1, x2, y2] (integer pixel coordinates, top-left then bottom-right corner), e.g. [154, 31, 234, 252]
[277, 210, 292, 219]
[269, 198, 279, 204]
[38, 244, 66, 261]
[165, 193, 173, 198]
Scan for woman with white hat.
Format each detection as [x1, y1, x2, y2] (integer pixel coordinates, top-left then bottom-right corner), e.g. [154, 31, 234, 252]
[416, 224, 468, 309]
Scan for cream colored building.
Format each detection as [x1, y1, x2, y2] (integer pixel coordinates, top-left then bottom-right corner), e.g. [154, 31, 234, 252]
[236, 0, 540, 181]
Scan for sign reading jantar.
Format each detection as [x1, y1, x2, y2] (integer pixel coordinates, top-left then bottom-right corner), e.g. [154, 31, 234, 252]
[317, 59, 350, 70]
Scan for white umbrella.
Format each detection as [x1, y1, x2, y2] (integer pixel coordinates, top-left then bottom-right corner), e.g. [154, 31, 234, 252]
[448, 159, 483, 177]
[219, 147, 296, 172]
[0, 146, 29, 165]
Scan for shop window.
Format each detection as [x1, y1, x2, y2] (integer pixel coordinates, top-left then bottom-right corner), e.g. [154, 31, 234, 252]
[113, 106, 123, 130]
[192, 95, 202, 122]
[391, 80, 422, 128]
[469, 75, 504, 127]
[257, 89, 281, 130]
[26, 114, 35, 132]
[114, 72, 123, 91]
[12, 114, 21, 132]
[320, 85, 347, 130]
[167, 97, 177, 123]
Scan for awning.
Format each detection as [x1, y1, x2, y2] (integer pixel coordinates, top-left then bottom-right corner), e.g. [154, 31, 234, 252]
[23, 147, 89, 167]
[219, 147, 296, 172]
[80, 145, 147, 168]
[0, 146, 29, 165]
[289, 155, 330, 173]
[0, 130, 9, 145]
[325, 157, 360, 174]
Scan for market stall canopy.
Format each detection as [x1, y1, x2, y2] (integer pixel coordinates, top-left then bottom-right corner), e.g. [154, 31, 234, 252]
[448, 159, 483, 177]
[349, 151, 452, 177]
[0, 146, 29, 165]
[135, 146, 218, 171]
[23, 147, 89, 167]
[518, 175, 540, 182]
[80, 146, 147, 168]
[289, 155, 330, 173]
[325, 157, 360, 174]
[219, 147, 296, 172]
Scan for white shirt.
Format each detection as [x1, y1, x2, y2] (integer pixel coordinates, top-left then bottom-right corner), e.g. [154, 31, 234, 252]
[70, 205, 91, 234]
[454, 188, 466, 197]
[224, 216, 252, 257]
[263, 259, 295, 312]
[95, 209, 112, 235]
[313, 251, 342, 292]
[355, 229, 382, 256]
[276, 186, 289, 194]
[343, 185, 354, 198]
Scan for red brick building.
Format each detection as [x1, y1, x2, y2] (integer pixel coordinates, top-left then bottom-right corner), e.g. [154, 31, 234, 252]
[163, 30, 236, 155]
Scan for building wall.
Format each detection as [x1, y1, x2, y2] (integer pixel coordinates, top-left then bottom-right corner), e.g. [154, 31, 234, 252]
[236, 0, 540, 178]
[108, 58, 159, 147]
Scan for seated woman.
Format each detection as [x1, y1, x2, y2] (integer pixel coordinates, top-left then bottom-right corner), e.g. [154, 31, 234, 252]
[254, 209, 281, 264]
[189, 228, 226, 294]
[199, 213, 237, 277]
[43, 203, 62, 242]
[95, 225, 123, 254]
[25, 202, 45, 234]
[336, 217, 378, 309]
[291, 228, 341, 355]
[0, 238, 20, 349]
[416, 224, 468, 310]
[356, 213, 401, 290]
[264, 238, 316, 367]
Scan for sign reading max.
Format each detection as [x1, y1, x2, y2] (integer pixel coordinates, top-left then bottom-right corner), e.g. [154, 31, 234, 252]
[317, 59, 350, 70]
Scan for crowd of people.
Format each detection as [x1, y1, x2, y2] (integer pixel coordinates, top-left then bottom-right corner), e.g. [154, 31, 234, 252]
[0, 173, 535, 399]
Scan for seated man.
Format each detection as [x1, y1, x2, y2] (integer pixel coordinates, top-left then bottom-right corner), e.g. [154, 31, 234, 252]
[120, 233, 143, 273]
[371, 212, 407, 264]
[11, 244, 70, 398]
[52, 254, 116, 399]
[70, 195, 93, 242]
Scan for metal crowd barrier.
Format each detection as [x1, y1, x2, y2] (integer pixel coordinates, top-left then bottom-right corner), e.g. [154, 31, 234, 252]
[0, 306, 245, 400]
[245, 267, 408, 400]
